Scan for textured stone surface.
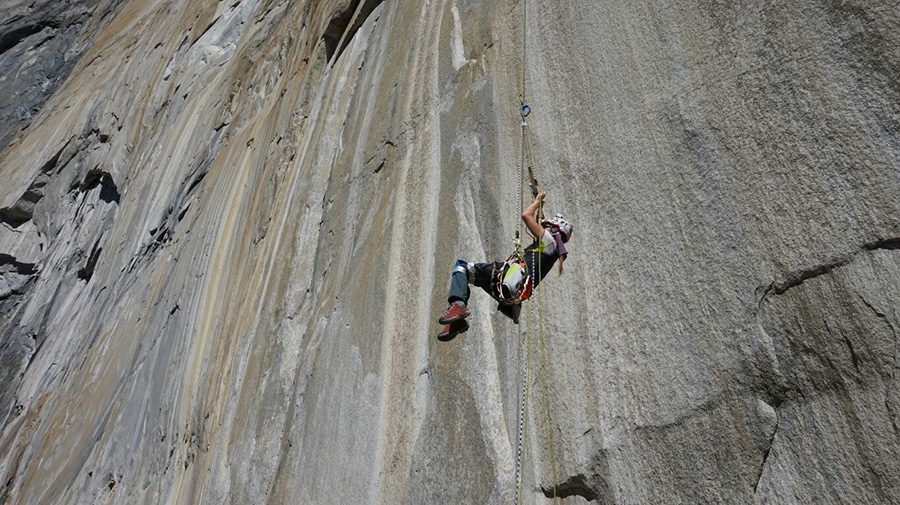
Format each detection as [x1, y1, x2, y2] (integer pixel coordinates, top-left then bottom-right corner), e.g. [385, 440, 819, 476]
[0, 0, 898, 504]
[0, 0, 104, 152]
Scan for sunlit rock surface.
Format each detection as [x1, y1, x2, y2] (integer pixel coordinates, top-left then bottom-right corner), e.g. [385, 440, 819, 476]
[1, 0, 898, 503]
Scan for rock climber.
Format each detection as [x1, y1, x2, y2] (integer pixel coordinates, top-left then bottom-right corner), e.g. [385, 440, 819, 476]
[437, 190, 573, 340]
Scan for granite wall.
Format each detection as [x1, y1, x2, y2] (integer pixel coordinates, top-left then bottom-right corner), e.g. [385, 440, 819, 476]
[0, 0, 898, 503]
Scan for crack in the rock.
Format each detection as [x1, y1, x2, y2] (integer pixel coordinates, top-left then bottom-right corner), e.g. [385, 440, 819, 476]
[78, 170, 120, 204]
[541, 474, 600, 502]
[323, 0, 384, 62]
[753, 404, 779, 495]
[0, 254, 36, 276]
[857, 293, 898, 345]
[840, 327, 861, 374]
[0, 140, 71, 228]
[756, 239, 900, 444]
[0, 254, 38, 300]
[77, 241, 102, 282]
[863, 237, 900, 251]
[0, 22, 57, 57]
[758, 237, 900, 305]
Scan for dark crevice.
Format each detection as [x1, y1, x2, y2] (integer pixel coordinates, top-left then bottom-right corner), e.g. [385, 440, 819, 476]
[767, 262, 844, 298]
[29, 31, 55, 51]
[175, 122, 226, 225]
[365, 139, 395, 174]
[759, 237, 900, 303]
[0, 141, 70, 228]
[753, 406, 779, 494]
[184, 170, 207, 198]
[840, 329, 861, 374]
[77, 241, 102, 281]
[81, 171, 120, 204]
[857, 293, 889, 321]
[864, 237, 900, 251]
[888, 391, 900, 439]
[192, 15, 222, 46]
[0, 254, 38, 301]
[0, 198, 37, 229]
[323, 0, 383, 62]
[0, 254, 37, 276]
[176, 202, 192, 223]
[99, 0, 128, 22]
[0, 23, 56, 57]
[176, 164, 208, 225]
[541, 474, 600, 502]
[40, 138, 72, 176]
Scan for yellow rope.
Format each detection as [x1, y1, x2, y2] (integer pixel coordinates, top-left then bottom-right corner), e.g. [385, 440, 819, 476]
[516, 199, 561, 504]
[537, 255, 559, 503]
[514, 0, 560, 501]
[524, 105, 558, 498]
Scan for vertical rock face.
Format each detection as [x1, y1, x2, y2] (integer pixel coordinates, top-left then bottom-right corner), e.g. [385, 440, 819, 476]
[0, 0, 898, 503]
[0, 0, 104, 151]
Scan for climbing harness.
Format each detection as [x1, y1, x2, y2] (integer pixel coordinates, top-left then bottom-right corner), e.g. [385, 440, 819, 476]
[497, 253, 533, 304]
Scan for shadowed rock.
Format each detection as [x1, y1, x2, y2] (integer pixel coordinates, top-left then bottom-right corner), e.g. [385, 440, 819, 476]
[0, 0, 104, 151]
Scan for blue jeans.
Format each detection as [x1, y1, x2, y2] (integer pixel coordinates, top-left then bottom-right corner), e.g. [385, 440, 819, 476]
[447, 259, 502, 305]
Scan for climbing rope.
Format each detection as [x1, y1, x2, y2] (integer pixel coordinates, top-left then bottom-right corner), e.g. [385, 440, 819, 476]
[537, 251, 559, 503]
[515, 102, 526, 254]
[520, 0, 527, 107]
[511, 1, 559, 502]
[512, 0, 529, 496]
[515, 194, 560, 504]
[515, 0, 529, 253]
[513, 101, 530, 505]
[515, 305, 532, 505]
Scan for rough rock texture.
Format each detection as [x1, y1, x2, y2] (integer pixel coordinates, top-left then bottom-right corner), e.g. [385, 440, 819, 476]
[0, 0, 898, 504]
[0, 0, 105, 152]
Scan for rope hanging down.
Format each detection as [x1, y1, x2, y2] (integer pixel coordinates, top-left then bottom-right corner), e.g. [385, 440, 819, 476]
[513, 101, 533, 504]
[512, 0, 530, 495]
[512, 0, 558, 503]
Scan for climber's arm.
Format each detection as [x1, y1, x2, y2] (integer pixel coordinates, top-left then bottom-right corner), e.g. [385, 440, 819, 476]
[521, 191, 546, 239]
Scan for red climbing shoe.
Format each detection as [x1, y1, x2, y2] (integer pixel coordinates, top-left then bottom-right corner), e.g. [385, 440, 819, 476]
[437, 319, 469, 341]
[438, 302, 470, 324]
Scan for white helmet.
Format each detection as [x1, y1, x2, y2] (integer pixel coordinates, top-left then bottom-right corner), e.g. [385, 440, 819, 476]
[542, 213, 573, 242]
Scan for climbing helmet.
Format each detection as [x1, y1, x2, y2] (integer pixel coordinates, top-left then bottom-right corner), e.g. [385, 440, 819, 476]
[542, 213, 573, 242]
